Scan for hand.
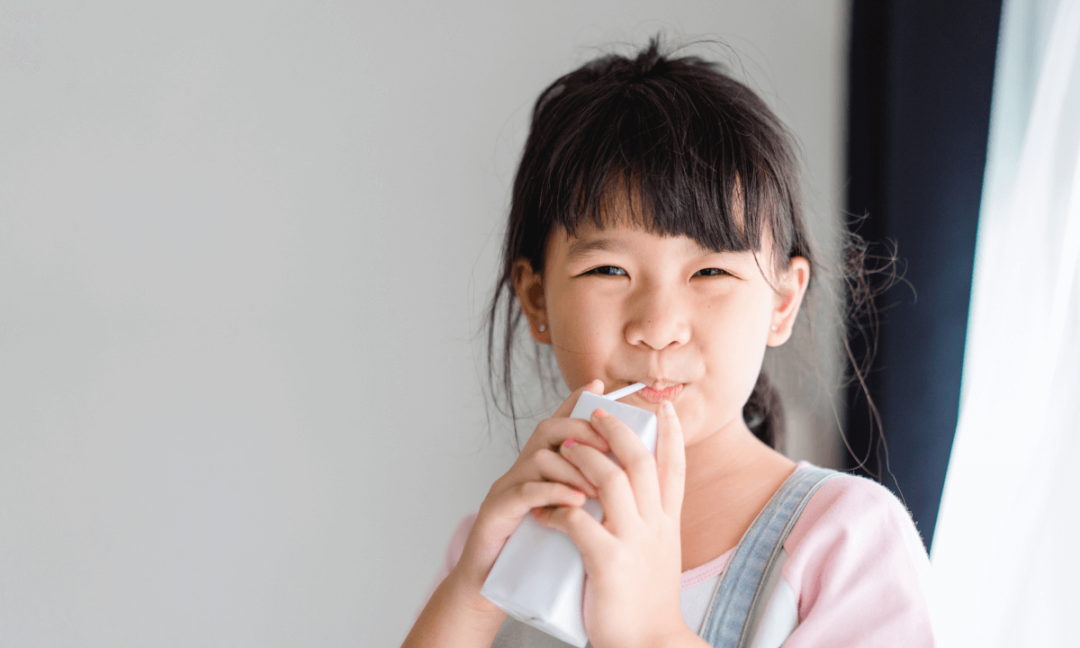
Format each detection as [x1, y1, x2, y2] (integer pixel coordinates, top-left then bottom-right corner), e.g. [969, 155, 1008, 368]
[449, 380, 614, 604]
[533, 400, 692, 648]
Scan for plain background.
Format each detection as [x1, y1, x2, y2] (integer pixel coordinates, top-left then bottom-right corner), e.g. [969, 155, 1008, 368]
[0, 2, 847, 645]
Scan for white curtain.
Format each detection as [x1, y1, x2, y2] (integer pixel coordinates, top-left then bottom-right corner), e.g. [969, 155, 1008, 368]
[931, 0, 1080, 646]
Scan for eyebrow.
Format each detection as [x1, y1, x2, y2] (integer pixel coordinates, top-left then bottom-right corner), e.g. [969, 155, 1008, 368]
[565, 236, 719, 263]
[565, 237, 629, 263]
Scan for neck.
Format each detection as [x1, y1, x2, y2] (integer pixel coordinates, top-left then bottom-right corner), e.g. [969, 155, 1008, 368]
[684, 417, 764, 496]
[678, 416, 796, 556]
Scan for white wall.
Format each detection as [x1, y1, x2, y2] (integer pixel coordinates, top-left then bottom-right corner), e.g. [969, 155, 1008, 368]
[0, 2, 847, 646]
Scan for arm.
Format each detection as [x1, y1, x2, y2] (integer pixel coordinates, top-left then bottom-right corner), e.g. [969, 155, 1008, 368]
[400, 513, 505, 648]
[401, 564, 507, 648]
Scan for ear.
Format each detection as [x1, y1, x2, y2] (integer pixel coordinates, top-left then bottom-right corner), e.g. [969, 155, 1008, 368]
[511, 258, 551, 344]
[767, 256, 810, 347]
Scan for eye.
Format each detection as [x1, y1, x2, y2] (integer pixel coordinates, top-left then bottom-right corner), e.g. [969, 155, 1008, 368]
[584, 266, 628, 277]
[694, 268, 732, 277]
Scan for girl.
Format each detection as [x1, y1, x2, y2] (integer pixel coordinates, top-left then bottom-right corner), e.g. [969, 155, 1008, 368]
[403, 39, 935, 648]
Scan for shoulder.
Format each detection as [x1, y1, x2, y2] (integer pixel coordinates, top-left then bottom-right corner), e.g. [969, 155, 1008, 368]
[783, 466, 931, 586]
[788, 468, 927, 554]
[778, 466, 936, 646]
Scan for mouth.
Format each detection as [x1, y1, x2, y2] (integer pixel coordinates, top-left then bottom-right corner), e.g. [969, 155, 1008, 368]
[632, 382, 684, 404]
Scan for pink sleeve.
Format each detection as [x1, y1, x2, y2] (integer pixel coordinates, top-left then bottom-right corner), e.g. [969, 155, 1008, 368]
[414, 512, 478, 623]
[780, 475, 936, 647]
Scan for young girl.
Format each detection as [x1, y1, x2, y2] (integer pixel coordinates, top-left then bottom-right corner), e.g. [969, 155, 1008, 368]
[402, 39, 935, 648]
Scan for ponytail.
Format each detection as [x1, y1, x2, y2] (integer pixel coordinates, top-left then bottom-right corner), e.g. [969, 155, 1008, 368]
[743, 371, 784, 450]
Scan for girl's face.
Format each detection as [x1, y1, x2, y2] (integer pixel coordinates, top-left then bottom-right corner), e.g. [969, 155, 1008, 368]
[512, 208, 810, 449]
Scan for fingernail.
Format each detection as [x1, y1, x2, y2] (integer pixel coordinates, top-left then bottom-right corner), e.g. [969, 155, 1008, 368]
[563, 438, 578, 447]
[592, 409, 609, 419]
[663, 402, 675, 414]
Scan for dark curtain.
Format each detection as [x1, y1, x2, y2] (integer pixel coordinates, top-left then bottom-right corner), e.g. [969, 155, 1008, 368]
[845, 0, 1003, 549]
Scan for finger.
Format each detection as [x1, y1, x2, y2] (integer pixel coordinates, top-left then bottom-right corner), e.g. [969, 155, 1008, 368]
[533, 447, 600, 498]
[494, 480, 587, 523]
[524, 417, 610, 457]
[552, 379, 605, 419]
[533, 500, 614, 568]
[550, 418, 611, 454]
[656, 401, 687, 519]
[560, 440, 639, 533]
[588, 408, 661, 516]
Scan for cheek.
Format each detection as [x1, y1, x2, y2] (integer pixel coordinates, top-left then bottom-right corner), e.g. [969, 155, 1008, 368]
[700, 322, 767, 389]
[689, 299, 772, 428]
[551, 288, 610, 345]
[547, 287, 618, 384]
[700, 296, 771, 361]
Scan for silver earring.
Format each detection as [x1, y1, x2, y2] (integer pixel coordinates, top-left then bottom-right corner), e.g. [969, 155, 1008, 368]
[770, 325, 778, 332]
[538, 323, 547, 332]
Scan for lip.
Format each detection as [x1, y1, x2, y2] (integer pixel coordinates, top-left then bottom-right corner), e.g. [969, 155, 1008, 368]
[632, 383, 684, 404]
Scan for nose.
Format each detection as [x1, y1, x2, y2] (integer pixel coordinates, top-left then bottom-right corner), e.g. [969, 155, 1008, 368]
[624, 283, 691, 351]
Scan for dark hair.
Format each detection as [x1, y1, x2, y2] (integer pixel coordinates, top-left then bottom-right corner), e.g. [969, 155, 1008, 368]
[483, 37, 887, 456]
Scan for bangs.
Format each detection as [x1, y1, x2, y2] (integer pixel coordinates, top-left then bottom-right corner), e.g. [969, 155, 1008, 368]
[516, 47, 799, 269]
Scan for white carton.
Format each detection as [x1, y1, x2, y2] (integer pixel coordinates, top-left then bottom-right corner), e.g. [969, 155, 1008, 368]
[479, 389, 658, 647]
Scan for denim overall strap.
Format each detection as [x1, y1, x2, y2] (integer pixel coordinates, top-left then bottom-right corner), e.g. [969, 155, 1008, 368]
[698, 465, 839, 648]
